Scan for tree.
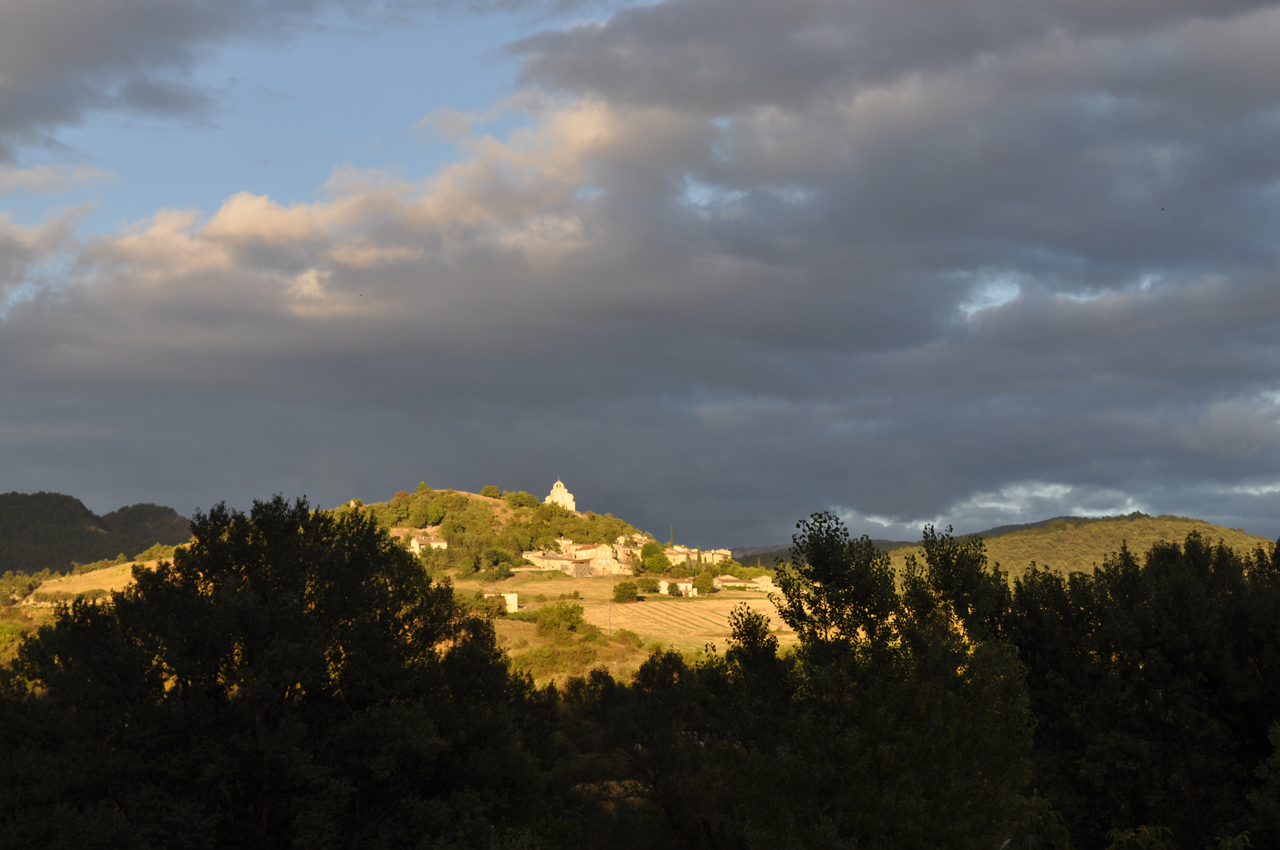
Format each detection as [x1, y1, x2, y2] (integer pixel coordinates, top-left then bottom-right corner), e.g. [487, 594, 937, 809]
[640, 541, 671, 574]
[2, 496, 554, 848]
[480, 485, 500, 498]
[562, 513, 1033, 850]
[999, 794, 1074, 850]
[612, 581, 639, 603]
[1005, 532, 1280, 848]
[773, 511, 899, 657]
[692, 571, 714, 596]
[502, 490, 540, 509]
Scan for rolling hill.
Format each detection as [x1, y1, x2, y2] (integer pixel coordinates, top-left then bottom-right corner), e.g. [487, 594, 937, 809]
[0, 492, 192, 574]
[736, 512, 1274, 579]
[886, 513, 1273, 579]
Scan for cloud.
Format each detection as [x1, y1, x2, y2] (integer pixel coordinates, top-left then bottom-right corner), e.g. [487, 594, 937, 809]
[0, 164, 109, 194]
[3, 0, 1280, 547]
[0, 0, 614, 159]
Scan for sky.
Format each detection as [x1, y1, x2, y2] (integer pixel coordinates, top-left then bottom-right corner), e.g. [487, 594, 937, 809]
[3, 0, 1280, 548]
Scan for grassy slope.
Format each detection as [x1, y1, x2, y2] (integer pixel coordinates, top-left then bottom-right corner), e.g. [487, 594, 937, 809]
[29, 562, 150, 597]
[886, 514, 1274, 579]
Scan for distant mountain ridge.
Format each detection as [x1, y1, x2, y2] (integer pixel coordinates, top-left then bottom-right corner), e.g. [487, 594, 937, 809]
[0, 492, 192, 574]
[733, 539, 912, 566]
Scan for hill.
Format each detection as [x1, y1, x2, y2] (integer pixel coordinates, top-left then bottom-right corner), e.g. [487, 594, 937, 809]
[339, 484, 647, 576]
[883, 512, 1274, 579]
[0, 492, 192, 574]
[734, 513, 1274, 578]
[734, 538, 911, 566]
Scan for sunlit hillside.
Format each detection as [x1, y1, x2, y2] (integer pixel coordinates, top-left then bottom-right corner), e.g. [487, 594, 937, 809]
[886, 513, 1274, 579]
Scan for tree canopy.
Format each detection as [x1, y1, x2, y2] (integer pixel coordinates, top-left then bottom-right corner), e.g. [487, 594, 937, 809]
[0, 496, 555, 848]
[2, 502, 1277, 849]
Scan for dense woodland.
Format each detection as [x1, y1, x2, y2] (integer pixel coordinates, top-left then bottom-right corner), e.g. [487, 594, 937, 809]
[0, 497, 1276, 849]
[0, 492, 191, 574]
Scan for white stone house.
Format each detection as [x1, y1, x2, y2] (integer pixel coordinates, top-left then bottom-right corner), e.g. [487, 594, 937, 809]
[658, 579, 697, 597]
[713, 574, 775, 592]
[662, 545, 733, 566]
[408, 536, 448, 556]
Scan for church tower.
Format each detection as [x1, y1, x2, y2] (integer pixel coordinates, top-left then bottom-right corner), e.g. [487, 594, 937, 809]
[545, 479, 576, 512]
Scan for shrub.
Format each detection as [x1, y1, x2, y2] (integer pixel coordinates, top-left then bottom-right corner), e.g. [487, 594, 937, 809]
[510, 642, 598, 680]
[612, 581, 639, 603]
[612, 628, 644, 648]
[133, 542, 177, 562]
[480, 485, 501, 499]
[74, 553, 129, 574]
[478, 564, 513, 582]
[503, 491, 541, 509]
[535, 601, 586, 636]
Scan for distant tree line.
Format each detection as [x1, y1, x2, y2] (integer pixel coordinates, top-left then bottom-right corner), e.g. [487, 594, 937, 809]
[0, 499, 1274, 849]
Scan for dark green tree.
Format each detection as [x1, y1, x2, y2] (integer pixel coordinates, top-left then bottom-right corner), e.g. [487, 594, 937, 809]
[773, 511, 899, 657]
[1, 495, 556, 849]
[612, 581, 639, 603]
[640, 541, 672, 574]
[1005, 532, 1280, 848]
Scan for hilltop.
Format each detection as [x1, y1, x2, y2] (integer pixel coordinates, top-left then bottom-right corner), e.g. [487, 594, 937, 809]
[338, 483, 649, 577]
[0, 492, 192, 574]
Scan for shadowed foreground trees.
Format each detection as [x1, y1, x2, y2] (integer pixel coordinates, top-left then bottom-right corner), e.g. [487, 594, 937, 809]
[1, 503, 1278, 849]
[561, 512, 1032, 850]
[0, 496, 559, 848]
[1006, 532, 1280, 849]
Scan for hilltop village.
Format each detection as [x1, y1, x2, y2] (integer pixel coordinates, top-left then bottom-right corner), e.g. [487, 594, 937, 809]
[389, 479, 733, 580]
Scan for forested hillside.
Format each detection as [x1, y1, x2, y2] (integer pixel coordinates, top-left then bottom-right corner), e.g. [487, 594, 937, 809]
[0, 492, 191, 573]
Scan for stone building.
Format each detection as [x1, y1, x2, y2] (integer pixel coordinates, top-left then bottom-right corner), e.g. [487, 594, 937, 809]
[390, 528, 448, 556]
[545, 479, 576, 512]
[658, 578, 697, 597]
[662, 545, 732, 566]
[409, 536, 448, 555]
[522, 537, 633, 577]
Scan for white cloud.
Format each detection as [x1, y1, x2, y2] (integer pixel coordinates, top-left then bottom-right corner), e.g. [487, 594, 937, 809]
[0, 164, 108, 194]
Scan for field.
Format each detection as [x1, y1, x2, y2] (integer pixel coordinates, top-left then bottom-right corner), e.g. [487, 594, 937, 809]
[27, 562, 147, 598]
[886, 514, 1273, 579]
[456, 570, 794, 683]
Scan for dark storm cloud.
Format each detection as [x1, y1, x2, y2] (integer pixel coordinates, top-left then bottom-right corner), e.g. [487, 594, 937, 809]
[511, 0, 1280, 113]
[3, 0, 1280, 547]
